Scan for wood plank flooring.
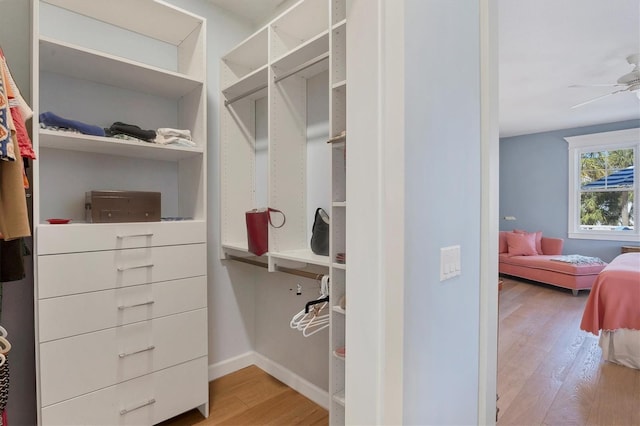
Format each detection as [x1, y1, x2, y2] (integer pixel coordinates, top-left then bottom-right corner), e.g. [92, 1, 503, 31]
[498, 277, 640, 426]
[158, 366, 328, 426]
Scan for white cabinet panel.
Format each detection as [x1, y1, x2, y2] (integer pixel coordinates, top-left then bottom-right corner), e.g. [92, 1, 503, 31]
[37, 243, 206, 298]
[37, 220, 206, 254]
[39, 309, 207, 407]
[38, 276, 206, 342]
[41, 357, 208, 426]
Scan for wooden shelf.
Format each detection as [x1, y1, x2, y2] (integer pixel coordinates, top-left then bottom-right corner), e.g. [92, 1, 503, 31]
[332, 263, 346, 270]
[621, 245, 640, 253]
[332, 201, 347, 208]
[39, 37, 203, 99]
[39, 129, 203, 161]
[332, 306, 346, 315]
[332, 390, 345, 406]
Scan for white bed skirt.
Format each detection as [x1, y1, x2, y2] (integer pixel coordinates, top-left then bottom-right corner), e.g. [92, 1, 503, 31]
[599, 329, 640, 370]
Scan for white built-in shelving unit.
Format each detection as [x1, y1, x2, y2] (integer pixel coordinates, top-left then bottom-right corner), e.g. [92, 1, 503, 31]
[329, 0, 347, 423]
[220, 0, 347, 423]
[220, 0, 331, 268]
[32, 1, 208, 424]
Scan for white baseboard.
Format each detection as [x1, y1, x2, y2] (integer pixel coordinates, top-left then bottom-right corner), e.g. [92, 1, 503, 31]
[208, 351, 330, 410]
[253, 352, 330, 410]
[208, 351, 255, 381]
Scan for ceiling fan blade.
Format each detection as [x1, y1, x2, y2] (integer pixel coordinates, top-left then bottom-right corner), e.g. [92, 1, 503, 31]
[570, 84, 626, 88]
[570, 89, 628, 109]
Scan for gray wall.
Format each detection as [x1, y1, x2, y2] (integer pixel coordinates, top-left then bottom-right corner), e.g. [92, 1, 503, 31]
[0, 1, 37, 425]
[404, 0, 482, 423]
[500, 119, 640, 262]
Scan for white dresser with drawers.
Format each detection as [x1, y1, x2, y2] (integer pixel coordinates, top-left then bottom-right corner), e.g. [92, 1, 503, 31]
[35, 222, 208, 425]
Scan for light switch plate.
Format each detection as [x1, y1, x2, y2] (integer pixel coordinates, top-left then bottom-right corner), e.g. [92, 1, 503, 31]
[440, 245, 461, 281]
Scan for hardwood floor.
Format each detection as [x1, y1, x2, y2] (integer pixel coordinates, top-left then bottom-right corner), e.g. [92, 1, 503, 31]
[497, 277, 640, 426]
[158, 366, 328, 426]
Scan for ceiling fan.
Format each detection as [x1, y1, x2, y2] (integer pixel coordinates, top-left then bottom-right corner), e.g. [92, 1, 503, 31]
[570, 53, 640, 108]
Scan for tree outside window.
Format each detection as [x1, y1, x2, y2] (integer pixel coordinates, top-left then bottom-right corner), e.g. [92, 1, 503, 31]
[566, 128, 640, 241]
[579, 149, 634, 231]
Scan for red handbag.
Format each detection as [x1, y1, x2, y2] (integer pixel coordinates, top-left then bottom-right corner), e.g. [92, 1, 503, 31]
[245, 208, 286, 256]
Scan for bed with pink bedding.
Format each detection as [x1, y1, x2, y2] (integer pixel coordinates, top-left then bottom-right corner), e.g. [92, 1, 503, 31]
[580, 252, 640, 369]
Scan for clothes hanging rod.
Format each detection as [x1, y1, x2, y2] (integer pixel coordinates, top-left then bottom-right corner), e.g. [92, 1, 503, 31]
[226, 255, 326, 281]
[224, 52, 329, 106]
[273, 52, 329, 84]
[224, 83, 268, 107]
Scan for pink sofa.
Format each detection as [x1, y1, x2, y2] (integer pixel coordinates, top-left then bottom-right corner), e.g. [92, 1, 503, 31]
[498, 231, 607, 295]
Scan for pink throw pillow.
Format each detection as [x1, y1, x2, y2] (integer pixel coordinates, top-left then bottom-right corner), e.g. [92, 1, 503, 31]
[499, 231, 509, 253]
[512, 229, 543, 254]
[506, 232, 537, 256]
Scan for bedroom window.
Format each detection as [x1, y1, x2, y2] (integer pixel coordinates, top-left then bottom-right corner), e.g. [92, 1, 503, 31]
[565, 128, 639, 241]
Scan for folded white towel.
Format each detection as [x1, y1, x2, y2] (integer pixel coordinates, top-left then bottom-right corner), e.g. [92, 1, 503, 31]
[155, 134, 197, 147]
[156, 128, 192, 140]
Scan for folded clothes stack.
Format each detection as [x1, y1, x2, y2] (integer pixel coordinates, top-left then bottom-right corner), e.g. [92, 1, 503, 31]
[107, 122, 156, 142]
[155, 128, 196, 147]
[39, 112, 105, 137]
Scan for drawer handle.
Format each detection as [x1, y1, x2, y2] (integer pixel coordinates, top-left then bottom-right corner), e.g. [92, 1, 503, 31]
[119, 398, 156, 416]
[117, 263, 154, 272]
[118, 300, 155, 310]
[118, 345, 155, 358]
[117, 233, 154, 239]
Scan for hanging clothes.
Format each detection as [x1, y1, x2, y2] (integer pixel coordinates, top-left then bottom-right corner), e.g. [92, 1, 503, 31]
[1, 51, 35, 160]
[0, 48, 31, 242]
[0, 239, 24, 282]
[0, 54, 15, 162]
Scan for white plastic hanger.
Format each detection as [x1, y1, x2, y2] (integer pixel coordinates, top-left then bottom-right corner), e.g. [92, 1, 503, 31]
[0, 336, 11, 355]
[300, 276, 330, 336]
[290, 275, 330, 336]
[302, 309, 329, 336]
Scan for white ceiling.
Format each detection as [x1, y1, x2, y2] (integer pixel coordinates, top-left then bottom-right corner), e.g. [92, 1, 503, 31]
[499, 0, 640, 137]
[210, 0, 640, 138]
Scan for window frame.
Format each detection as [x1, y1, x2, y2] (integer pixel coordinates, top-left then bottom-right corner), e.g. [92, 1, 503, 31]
[565, 128, 640, 242]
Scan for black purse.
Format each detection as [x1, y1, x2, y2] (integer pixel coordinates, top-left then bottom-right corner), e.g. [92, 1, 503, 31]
[310, 208, 330, 256]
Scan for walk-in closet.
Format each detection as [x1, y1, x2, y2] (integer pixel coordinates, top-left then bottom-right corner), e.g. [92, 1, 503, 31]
[16, 0, 348, 424]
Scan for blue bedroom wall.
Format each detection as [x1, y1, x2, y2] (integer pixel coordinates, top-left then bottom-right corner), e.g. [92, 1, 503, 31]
[500, 119, 640, 262]
[404, 0, 482, 424]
